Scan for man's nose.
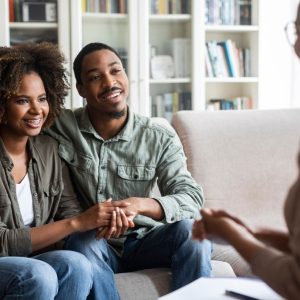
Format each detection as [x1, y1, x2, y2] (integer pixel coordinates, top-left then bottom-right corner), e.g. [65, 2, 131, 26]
[102, 74, 116, 88]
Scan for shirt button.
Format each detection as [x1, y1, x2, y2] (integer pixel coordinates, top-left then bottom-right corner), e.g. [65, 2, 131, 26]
[101, 166, 106, 169]
[33, 192, 38, 197]
[170, 217, 175, 222]
[134, 174, 138, 179]
[98, 190, 102, 194]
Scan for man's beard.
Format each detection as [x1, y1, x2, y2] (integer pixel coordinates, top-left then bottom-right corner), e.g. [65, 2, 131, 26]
[107, 107, 127, 119]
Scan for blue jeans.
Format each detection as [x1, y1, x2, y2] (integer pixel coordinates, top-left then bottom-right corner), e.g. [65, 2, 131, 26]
[64, 219, 212, 300]
[0, 250, 93, 300]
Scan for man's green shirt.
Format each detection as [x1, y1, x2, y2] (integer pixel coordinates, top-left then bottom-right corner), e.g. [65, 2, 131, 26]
[46, 107, 204, 249]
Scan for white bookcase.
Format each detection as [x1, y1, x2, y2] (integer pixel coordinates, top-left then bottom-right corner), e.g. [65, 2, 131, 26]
[0, 0, 265, 116]
[0, 0, 72, 107]
[70, 0, 261, 118]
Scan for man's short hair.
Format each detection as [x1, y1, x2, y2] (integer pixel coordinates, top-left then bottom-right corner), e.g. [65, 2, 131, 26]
[73, 42, 122, 84]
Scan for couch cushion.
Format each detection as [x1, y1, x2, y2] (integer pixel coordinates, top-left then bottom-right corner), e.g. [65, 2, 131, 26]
[172, 109, 300, 229]
[212, 244, 252, 276]
[115, 261, 235, 300]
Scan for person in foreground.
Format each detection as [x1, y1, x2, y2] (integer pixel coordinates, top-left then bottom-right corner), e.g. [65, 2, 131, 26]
[0, 43, 124, 299]
[46, 42, 212, 299]
[192, 5, 300, 299]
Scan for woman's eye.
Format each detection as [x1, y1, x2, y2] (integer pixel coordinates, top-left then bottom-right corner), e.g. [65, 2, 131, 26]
[16, 99, 28, 105]
[39, 97, 47, 102]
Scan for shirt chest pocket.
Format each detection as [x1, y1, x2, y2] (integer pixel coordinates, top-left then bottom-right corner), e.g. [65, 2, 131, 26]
[117, 165, 156, 181]
[58, 144, 92, 173]
[116, 165, 156, 197]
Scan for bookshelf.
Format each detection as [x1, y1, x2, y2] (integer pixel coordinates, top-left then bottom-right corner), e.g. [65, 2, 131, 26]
[1, 0, 261, 115]
[70, 0, 136, 108]
[0, 0, 71, 107]
[204, 0, 259, 111]
[70, 0, 261, 119]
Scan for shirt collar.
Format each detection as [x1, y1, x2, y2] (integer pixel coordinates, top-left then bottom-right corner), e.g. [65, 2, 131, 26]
[0, 137, 36, 170]
[77, 105, 134, 142]
[0, 138, 13, 169]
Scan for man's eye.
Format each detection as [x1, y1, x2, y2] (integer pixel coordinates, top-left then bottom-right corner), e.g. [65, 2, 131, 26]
[90, 75, 101, 81]
[112, 69, 122, 75]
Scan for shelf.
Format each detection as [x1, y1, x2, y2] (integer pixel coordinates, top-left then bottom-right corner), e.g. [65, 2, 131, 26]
[149, 14, 191, 22]
[9, 22, 58, 29]
[205, 77, 259, 83]
[83, 12, 127, 22]
[150, 78, 191, 84]
[205, 25, 259, 32]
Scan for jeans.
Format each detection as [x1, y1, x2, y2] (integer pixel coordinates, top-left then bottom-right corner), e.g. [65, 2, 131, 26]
[0, 250, 93, 300]
[64, 219, 212, 300]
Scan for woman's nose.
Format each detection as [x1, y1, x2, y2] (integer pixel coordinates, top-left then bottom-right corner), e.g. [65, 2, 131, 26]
[29, 101, 42, 114]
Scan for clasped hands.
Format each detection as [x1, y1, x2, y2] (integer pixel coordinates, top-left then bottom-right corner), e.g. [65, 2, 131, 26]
[73, 197, 142, 240]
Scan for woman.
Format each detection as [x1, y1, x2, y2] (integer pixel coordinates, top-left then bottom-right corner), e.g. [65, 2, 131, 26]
[0, 43, 129, 299]
[192, 4, 300, 299]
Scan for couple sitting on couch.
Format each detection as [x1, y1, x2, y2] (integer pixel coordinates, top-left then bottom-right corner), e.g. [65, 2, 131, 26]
[1, 6, 300, 296]
[0, 42, 210, 300]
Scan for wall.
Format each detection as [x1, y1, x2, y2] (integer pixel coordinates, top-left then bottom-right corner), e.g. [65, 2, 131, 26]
[259, 0, 300, 109]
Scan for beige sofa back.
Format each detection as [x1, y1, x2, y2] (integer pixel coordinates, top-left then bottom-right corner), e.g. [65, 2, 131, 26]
[172, 109, 300, 229]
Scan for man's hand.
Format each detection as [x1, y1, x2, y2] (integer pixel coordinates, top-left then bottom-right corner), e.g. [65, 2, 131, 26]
[94, 196, 164, 240]
[119, 197, 164, 220]
[95, 208, 135, 240]
[71, 198, 131, 232]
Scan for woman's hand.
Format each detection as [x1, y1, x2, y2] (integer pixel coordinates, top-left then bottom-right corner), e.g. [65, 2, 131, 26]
[71, 199, 131, 232]
[192, 208, 254, 244]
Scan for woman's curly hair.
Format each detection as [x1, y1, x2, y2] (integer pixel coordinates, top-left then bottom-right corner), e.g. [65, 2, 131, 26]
[0, 42, 69, 127]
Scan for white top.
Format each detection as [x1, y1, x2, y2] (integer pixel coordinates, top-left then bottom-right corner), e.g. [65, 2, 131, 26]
[16, 174, 34, 226]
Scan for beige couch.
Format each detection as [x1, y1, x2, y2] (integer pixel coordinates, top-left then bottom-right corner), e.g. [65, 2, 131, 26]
[115, 109, 300, 299]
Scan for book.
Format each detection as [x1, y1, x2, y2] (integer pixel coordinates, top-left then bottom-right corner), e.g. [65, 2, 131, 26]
[169, 38, 191, 78]
[207, 40, 223, 77]
[222, 39, 239, 77]
[9, 0, 14, 22]
[239, 0, 252, 25]
[164, 93, 173, 122]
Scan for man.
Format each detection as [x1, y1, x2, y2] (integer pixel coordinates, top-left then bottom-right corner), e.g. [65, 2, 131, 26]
[46, 42, 211, 300]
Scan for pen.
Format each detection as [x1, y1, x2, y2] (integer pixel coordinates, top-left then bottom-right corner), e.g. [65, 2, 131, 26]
[225, 289, 260, 300]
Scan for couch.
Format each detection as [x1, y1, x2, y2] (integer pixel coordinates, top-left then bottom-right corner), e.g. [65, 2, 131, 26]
[115, 109, 300, 300]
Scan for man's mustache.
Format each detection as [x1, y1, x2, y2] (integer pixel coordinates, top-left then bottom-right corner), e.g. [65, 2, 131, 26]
[100, 87, 121, 98]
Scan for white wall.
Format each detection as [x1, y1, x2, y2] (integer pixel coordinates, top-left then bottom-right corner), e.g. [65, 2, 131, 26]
[259, 0, 299, 109]
[291, 0, 300, 107]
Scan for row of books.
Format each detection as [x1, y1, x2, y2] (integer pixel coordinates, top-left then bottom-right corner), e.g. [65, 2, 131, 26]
[151, 92, 192, 122]
[82, 0, 127, 13]
[205, 0, 252, 25]
[150, 0, 190, 15]
[206, 96, 253, 110]
[205, 39, 251, 78]
[10, 31, 57, 45]
[9, 0, 57, 22]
